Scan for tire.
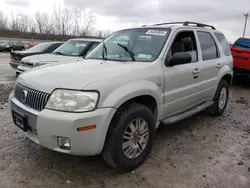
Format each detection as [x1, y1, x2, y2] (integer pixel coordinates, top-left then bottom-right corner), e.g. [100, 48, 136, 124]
[207, 80, 229, 116]
[102, 102, 156, 172]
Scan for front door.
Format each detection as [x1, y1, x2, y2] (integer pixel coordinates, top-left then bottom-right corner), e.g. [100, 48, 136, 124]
[161, 30, 204, 118]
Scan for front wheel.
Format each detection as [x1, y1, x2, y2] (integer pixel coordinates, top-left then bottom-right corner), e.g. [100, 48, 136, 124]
[102, 102, 156, 172]
[207, 80, 229, 116]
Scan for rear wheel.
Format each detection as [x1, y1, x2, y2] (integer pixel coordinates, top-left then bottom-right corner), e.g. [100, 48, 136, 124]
[207, 80, 229, 116]
[102, 102, 156, 172]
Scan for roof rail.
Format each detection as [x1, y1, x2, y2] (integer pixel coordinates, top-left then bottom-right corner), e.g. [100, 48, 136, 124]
[142, 21, 216, 30]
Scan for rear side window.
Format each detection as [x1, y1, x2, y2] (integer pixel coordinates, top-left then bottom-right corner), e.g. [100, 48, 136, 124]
[214, 33, 231, 56]
[197, 31, 219, 61]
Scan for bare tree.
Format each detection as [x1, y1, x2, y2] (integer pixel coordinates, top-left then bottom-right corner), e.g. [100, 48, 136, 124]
[0, 11, 8, 29]
[61, 7, 72, 36]
[34, 12, 45, 33]
[80, 11, 96, 36]
[72, 7, 81, 35]
[10, 11, 19, 31]
[18, 13, 30, 32]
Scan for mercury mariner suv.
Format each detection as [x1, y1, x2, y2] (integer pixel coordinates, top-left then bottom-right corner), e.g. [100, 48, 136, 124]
[9, 21, 233, 172]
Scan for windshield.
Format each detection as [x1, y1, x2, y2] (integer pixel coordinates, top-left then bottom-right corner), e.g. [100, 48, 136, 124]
[25, 42, 53, 52]
[86, 28, 170, 62]
[233, 38, 250, 50]
[53, 40, 90, 56]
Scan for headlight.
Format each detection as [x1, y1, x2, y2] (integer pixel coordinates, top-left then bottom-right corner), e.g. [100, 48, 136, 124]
[33, 62, 48, 67]
[6, 45, 9, 48]
[45, 89, 99, 112]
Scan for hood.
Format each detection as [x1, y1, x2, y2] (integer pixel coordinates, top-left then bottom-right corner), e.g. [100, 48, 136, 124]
[11, 51, 42, 61]
[17, 59, 149, 93]
[12, 50, 40, 55]
[22, 53, 81, 64]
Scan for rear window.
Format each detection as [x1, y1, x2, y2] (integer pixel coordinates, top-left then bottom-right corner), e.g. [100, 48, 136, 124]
[214, 33, 231, 56]
[233, 38, 250, 50]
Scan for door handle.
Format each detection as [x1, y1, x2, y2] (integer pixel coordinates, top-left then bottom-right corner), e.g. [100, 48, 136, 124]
[216, 63, 222, 68]
[193, 68, 200, 74]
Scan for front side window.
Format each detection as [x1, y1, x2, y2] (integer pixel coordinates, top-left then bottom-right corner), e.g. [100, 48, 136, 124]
[53, 40, 91, 56]
[197, 31, 219, 61]
[86, 28, 170, 62]
[167, 31, 198, 63]
[214, 33, 231, 56]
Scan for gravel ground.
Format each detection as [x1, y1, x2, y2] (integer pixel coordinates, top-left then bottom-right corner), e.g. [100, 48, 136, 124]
[0, 52, 250, 188]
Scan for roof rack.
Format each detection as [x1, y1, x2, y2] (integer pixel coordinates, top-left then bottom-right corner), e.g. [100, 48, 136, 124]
[142, 21, 216, 30]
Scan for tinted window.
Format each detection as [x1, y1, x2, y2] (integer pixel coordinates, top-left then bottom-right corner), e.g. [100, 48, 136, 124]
[25, 42, 55, 52]
[214, 33, 231, 56]
[51, 43, 63, 51]
[88, 42, 99, 51]
[168, 31, 198, 63]
[198, 31, 218, 61]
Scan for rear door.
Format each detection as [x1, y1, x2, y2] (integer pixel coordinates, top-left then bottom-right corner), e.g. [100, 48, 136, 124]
[196, 31, 222, 100]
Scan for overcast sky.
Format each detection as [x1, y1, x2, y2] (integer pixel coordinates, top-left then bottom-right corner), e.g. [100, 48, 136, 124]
[0, 0, 250, 42]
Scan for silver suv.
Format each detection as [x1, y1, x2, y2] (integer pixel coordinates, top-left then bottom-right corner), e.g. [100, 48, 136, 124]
[9, 21, 233, 172]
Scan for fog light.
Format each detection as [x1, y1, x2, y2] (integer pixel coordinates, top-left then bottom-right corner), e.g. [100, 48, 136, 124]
[57, 137, 71, 150]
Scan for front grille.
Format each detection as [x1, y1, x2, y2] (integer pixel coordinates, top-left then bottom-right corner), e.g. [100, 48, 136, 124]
[14, 84, 50, 111]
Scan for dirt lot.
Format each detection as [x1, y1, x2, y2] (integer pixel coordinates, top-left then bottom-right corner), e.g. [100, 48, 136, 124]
[0, 52, 249, 188]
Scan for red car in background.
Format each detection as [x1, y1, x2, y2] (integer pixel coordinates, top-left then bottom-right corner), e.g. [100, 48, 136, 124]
[231, 37, 250, 77]
[28, 43, 36, 48]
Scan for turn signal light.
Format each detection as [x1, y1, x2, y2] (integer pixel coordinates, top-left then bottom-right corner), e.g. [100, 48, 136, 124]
[77, 125, 96, 132]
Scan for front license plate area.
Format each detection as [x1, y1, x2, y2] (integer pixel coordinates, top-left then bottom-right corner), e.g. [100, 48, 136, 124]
[12, 110, 28, 132]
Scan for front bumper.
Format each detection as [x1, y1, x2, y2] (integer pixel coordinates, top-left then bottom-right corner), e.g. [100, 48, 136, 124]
[9, 60, 20, 69]
[9, 92, 116, 156]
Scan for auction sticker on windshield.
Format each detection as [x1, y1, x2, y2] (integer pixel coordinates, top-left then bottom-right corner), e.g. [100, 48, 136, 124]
[76, 43, 87, 47]
[146, 30, 167, 36]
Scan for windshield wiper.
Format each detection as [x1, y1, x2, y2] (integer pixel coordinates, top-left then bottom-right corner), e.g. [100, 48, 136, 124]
[102, 42, 107, 60]
[117, 43, 135, 61]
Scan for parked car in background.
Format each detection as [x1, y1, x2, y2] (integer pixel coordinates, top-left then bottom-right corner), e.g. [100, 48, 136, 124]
[230, 37, 250, 78]
[10, 41, 64, 70]
[0, 41, 25, 52]
[28, 43, 36, 49]
[9, 21, 233, 172]
[10, 42, 63, 69]
[16, 38, 102, 75]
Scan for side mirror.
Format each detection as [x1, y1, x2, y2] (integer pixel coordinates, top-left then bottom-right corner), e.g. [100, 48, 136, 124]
[166, 52, 192, 66]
